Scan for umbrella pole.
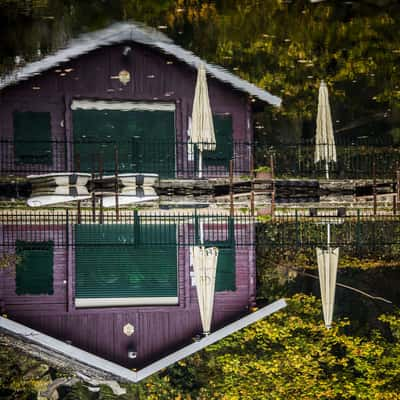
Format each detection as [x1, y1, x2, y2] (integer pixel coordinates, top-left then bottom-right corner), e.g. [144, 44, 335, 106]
[199, 149, 203, 178]
[200, 219, 204, 244]
[325, 159, 329, 180]
[327, 223, 331, 249]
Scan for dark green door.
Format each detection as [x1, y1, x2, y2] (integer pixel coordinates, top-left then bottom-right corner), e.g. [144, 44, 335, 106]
[75, 224, 178, 306]
[203, 114, 233, 172]
[72, 105, 175, 177]
[130, 111, 175, 178]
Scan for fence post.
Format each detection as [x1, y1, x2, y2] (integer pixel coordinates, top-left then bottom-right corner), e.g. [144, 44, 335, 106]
[356, 209, 361, 257]
[373, 158, 377, 216]
[91, 154, 96, 223]
[230, 159, 234, 217]
[134, 209, 140, 246]
[114, 145, 119, 222]
[65, 208, 70, 313]
[75, 153, 81, 224]
[194, 209, 199, 245]
[250, 149, 255, 217]
[295, 210, 300, 248]
[98, 154, 104, 224]
[65, 209, 69, 246]
[270, 154, 275, 217]
[397, 168, 400, 213]
[228, 215, 235, 247]
[64, 140, 68, 172]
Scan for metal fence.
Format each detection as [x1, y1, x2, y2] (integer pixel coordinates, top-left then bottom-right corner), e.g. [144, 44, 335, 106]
[0, 211, 254, 248]
[257, 211, 400, 248]
[1, 140, 399, 179]
[0, 140, 252, 178]
[260, 143, 400, 179]
[1, 210, 399, 249]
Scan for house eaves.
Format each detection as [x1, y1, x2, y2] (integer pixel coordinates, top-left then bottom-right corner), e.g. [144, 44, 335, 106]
[0, 22, 281, 107]
[0, 298, 287, 383]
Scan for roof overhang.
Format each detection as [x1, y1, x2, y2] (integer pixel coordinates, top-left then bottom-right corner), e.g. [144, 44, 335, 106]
[0, 22, 281, 107]
[0, 298, 286, 383]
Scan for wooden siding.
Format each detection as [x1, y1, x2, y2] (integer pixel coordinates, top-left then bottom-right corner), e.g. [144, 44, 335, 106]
[0, 43, 251, 177]
[0, 223, 255, 368]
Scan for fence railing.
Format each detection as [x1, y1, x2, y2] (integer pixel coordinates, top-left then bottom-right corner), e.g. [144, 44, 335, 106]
[0, 211, 254, 248]
[1, 210, 399, 249]
[260, 143, 400, 179]
[1, 140, 399, 179]
[0, 140, 252, 178]
[257, 212, 400, 248]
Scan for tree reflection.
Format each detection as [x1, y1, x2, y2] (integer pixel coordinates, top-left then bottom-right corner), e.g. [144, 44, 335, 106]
[0, 0, 400, 141]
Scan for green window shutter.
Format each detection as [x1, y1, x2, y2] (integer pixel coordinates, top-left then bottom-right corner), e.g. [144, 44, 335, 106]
[204, 224, 236, 292]
[72, 108, 175, 177]
[75, 224, 177, 299]
[203, 114, 233, 168]
[15, 241, 54, 295]
[14, 112, 52, 164]
[214, 247, 236, 292]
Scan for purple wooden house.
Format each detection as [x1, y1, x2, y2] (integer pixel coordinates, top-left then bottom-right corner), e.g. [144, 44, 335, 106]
[0, 214, 258, 371]
[0, 23, 280, 178]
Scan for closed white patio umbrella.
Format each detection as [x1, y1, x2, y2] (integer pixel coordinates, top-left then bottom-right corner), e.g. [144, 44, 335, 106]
[315, 80, 337, 180]
[191, 63, 216, 178]
[316, 224, 339, 328]
[192, 246, 219, 335]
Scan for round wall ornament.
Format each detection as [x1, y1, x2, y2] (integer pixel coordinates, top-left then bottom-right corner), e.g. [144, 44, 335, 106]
[118, 70, 131, 85]
[123, 323, 135, 336]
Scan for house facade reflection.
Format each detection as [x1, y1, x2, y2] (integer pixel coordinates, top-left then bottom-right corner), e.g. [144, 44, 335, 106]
[0, 212, 256, 369]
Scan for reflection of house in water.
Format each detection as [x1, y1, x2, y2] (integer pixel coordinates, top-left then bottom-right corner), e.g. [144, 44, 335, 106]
[0, 23, 280, 178]
[0, 213, 257, 370]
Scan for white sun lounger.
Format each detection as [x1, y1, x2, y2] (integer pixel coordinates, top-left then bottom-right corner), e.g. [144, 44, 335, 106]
[27, 185, 91, 207]
[27, 172, 91, 187]
[102, 186, 158, 207]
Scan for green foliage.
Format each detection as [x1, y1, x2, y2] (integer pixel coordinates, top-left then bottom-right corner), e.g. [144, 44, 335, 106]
[0, 338, 52, 399]
[0, 253, 21, 270]
[140, 294, 400, 399]
[2, 296, 400, 399]
[1, 0, 400, 121]
[253, 165, 271, 173]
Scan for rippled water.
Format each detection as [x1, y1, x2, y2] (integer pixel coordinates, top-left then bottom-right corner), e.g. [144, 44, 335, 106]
[1, 2, 400, 396]
[1, 0, 400, 145]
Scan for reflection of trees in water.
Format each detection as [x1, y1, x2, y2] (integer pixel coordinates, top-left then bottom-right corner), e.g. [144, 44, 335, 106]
[1, 0, 400, 172]
[1, 1, 400, 117]
[256, 221, 400, 334]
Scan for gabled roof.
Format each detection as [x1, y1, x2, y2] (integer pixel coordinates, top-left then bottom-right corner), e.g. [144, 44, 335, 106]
[0, 299, 286, 383]
[0, 22, 281, 106]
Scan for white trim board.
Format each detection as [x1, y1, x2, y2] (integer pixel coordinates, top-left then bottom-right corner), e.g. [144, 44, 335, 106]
[0, 298, 286, 383]
[75, 297, 179, 308]
[71, 100, 176, 111]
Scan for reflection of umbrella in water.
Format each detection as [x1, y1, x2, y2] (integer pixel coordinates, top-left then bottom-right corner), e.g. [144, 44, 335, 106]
[192, 246, 219, 335]
[314, 80, 336, 180]
[191, 63, 216, 178]
[316, 224, 339, 329]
